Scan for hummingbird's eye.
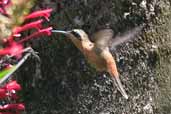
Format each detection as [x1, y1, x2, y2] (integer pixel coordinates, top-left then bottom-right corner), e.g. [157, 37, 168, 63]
[71, 31, 81, 40]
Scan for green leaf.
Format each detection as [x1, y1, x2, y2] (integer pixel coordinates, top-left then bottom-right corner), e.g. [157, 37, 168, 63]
[0, 66, 16, 79]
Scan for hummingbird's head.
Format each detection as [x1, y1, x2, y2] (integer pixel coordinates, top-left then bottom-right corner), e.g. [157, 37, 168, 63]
[69, 29, 89, 41]
[51, 29, 91, 49]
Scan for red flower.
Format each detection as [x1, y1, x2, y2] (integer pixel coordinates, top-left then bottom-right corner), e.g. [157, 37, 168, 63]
[4, 64, 13, 69]
[1, 8, 53, 57]
[0, 103, 25, 110]
[24, 8, 52, 21]
[0, 80, 23, 113]
[0, 42, 23, 58]
[18, 27, 52, 43]
[13, 19, 43, 34]
[5, 80, 21, 91]
[0, 88, 6, 99]
[0, 80, 21, 99]
[10, 92, 19, 100]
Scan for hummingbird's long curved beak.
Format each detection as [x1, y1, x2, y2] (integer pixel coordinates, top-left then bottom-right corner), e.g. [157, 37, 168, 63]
[51, 29, 81, 40]
[51, 29, 69, 35]
[112, 76, 128, 99]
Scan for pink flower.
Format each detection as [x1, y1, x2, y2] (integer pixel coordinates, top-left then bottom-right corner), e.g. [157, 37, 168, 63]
[0, 0, 10, 5]
[5, 80, 21, 91]
[0, 7, 7, 15]
[0, 0, 11, 15]
[18, 27, 52, 43]
[0, 7, 4, 12]
[24, 8, 52, 21]
[13, 19, 43, 34]
[0, 103, 25, 110]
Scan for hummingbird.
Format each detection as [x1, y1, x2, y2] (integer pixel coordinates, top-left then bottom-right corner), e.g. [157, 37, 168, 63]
[52, 26, 143, 99]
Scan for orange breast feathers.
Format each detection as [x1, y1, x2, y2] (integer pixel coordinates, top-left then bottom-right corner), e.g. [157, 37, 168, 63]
[101, 51, 119, 77]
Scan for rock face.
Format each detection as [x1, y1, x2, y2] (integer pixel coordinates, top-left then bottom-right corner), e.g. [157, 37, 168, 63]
[18, 0, 171, 114]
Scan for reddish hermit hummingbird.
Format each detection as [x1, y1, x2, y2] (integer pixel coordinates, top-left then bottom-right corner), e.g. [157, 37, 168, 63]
[52, 26, 143, 99]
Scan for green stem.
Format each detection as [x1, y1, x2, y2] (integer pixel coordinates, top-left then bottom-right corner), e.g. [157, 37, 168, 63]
[0, 53, 31, 85]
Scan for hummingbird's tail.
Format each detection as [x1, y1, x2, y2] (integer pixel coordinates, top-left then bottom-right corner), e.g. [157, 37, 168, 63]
[112, 76, 128, 99]
[103, 51, 128, 99]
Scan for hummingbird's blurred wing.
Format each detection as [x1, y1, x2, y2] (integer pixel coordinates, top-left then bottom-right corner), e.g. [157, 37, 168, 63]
[109, 25, 143, 50]
[92, 25, 143, 50]
[91, 29, 114, 49]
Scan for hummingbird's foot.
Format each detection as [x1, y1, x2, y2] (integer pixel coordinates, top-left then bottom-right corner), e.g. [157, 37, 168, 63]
[112, 76, 128, 99]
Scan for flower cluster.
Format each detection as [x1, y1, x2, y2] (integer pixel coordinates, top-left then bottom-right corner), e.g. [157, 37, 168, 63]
[0, 0, 10, 16]
[0, 0, 54, 114]
[11, 8, 53, 44]
[0, 0, 53, 58]
[0, 80, 24, 114]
